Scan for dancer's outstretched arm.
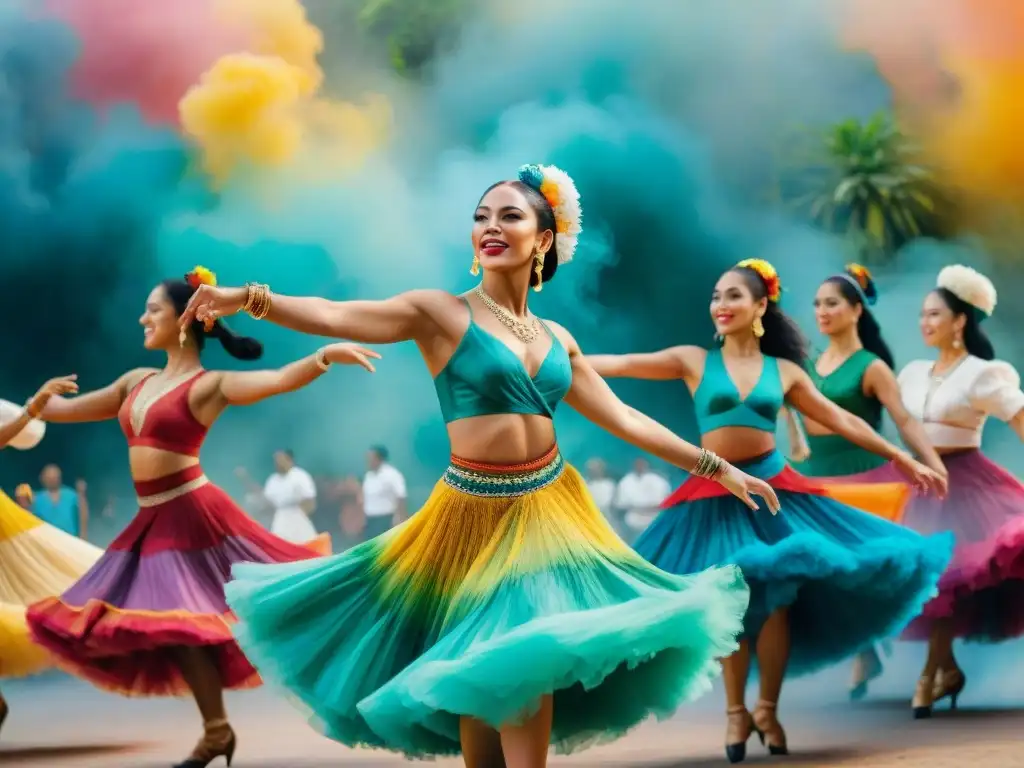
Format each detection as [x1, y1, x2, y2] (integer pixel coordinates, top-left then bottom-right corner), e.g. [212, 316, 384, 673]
[783, 360, 946, 497]
[551, 322, 779, 513]
[863, 361, 946, 476]
[586, 346, 702, 380]
[215, 343, 379, 406]
[0, 375, 78, 447]
[180, 284, 452, 345]
[37, 369, 155, 424]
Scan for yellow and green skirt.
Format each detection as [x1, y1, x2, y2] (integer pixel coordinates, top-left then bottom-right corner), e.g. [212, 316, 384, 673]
[0, 491, 103, 678]
[226, 446, 750, 758]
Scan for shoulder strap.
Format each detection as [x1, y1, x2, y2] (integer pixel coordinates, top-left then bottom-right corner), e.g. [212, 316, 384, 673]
[459, 295, 474, 320]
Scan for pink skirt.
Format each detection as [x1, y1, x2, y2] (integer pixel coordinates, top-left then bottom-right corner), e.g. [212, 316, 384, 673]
[835, 450, 1024, 642]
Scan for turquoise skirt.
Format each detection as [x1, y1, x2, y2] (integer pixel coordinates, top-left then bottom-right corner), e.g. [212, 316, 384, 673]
[635, 451, 952, 677]
[225, 450, 749, 757]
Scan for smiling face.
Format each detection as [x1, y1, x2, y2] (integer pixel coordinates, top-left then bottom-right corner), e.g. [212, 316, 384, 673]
[472, 183, 554, 278]
[139, 285, 180, 351]
[920, 290, 964, 350]
[710, 270, 765, 337]
[814, 280, 861, 337]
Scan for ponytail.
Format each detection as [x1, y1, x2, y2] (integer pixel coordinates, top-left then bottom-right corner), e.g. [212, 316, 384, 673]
[162, 278, 264, 361]
[209, 319, 263, 360]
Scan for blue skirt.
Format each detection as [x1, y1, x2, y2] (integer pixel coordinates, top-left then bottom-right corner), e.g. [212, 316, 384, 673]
[634, 451, 953, 677]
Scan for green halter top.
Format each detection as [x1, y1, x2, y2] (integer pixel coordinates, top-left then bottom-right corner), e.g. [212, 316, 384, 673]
[796, 348, 886, 477]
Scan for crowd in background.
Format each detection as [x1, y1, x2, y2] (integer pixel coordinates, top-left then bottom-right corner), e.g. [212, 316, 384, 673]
[5, 449, 676, 550]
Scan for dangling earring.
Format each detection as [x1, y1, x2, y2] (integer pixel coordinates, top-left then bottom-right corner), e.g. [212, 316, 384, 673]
[532, 250, 545, 293]
[470, 254, 480, 276]
[713, 332, 723, 344]
[952, 336, 963, 350]
[752, 316, 765, 338]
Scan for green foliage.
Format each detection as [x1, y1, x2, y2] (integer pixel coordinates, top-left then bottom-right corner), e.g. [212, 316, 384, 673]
[357, 0, 473, 75]
[791, 111, 946, 262]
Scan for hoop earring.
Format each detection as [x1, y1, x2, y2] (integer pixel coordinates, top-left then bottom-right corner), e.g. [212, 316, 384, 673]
[752, 316, 765, 338]
[470, 254, 480, 276]
[532, 250, 545, 293]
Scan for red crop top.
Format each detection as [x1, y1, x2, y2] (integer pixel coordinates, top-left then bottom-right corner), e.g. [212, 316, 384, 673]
[118, 370, 209, 457]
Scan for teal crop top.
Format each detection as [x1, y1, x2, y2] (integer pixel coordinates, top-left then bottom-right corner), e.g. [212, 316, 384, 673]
[694, 349, 784, 435]
[433, 299, 573, 424]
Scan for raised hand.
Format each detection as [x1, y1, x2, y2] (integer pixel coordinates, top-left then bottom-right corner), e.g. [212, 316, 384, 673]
[179, 284, 248, 329]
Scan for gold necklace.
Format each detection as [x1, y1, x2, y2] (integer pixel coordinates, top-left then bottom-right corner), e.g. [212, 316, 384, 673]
[473, 285, 541, 344]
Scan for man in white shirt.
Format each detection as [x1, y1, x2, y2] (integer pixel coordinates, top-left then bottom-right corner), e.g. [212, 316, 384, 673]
[361, 445, 407, 541]
[614, 457, 671, 543]
[262, 449, 318, 543]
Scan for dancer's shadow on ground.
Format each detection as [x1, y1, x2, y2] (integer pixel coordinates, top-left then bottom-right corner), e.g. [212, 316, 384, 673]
[0, 742, 146, 763]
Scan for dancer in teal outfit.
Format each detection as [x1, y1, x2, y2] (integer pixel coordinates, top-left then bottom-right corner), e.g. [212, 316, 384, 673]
[588, 259, 951, 763]
[795, 265, 945, 701]
[179, 164, 782, 767]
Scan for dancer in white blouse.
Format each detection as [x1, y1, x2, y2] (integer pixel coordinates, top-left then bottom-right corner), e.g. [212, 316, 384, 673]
[898, 265, 1024, 718]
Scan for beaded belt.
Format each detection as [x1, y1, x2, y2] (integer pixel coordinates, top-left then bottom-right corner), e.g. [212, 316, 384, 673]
[137, 474, 209, 507]
[442, 445, 564, 498]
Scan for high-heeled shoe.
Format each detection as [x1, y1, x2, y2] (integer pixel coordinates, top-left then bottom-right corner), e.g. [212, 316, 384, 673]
[912, 674, 934, 720]
[724, 705, 754, 763]
[932, 667, 966, 710]
[173, 718, 236, 768]
[848, 648, 883, 701]
[752, 700, 788, 756]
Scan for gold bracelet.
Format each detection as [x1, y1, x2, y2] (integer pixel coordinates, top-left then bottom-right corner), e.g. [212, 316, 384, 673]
[243, 283, 272, 320]
[24, 398, 40, 419]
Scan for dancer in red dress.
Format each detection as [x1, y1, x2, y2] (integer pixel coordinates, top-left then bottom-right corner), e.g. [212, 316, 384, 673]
[26, 267, 379, 767]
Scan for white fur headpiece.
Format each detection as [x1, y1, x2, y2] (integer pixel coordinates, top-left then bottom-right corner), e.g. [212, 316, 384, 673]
[936, 264, 997, 317]
[517, 164, 583, 264]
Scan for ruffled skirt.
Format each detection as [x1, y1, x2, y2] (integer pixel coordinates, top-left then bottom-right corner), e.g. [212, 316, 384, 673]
[26, 466, 328, 695]
[0, 491, 102, 678]
[635, 451, 952, 676]
[225, 446, 750, 758]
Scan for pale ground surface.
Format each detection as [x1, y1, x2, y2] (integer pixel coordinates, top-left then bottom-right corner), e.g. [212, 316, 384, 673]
[3, 641, 1022, 767]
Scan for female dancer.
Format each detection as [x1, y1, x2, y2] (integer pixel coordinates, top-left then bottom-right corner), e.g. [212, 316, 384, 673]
[897, 265, 1024, 717]
[587, 259, 951, 762]
[26, 267, 380, 767]
[797, 265, 946, 699]
[0, 374, 96, 736]
[180, 164, 779, 767]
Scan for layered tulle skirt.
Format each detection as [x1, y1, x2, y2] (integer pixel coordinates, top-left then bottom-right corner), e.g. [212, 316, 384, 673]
[635, 451, 952, 677]
[26, 466, 328, 696]
[0, 491, 102, 678]
[225, 446, 750, 758]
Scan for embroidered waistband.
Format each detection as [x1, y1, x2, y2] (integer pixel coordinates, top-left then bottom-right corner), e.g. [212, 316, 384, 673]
[137, 474, 209, 507]
[443, 447, 564, 498]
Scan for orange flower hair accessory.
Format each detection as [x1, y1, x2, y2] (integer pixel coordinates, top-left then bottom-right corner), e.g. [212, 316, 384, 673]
[185, 265, 217, 290]
[845, 263, 871, 291]
[736, 258, 782, 303]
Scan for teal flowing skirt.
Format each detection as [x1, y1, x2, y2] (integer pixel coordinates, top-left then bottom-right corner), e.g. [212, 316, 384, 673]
[635, 451, 952, 677]
[225, 450, 749, 757]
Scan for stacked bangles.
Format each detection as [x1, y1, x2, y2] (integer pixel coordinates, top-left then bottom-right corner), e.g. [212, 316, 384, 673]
[692, 448, 727, 480]
[243, 283, 272, 320]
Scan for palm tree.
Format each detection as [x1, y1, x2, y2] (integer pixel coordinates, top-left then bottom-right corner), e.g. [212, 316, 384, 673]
[790, 111, 946, 262]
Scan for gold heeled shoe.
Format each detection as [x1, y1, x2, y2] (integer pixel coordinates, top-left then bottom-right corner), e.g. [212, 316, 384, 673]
[173, 718, 237, 768]
[932, 667, 966, 710]
[724, 705, 753, 764]
[752, 700, 788, 756]
[912, 674, 934, 719]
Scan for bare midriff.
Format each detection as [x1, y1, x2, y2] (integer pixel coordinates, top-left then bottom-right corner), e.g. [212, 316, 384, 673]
[446, 413, 557, 465]
[128, 447, 201, 482]
[702, 426, 777, 464]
